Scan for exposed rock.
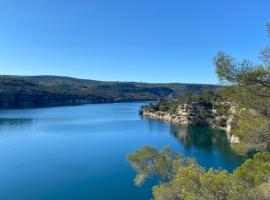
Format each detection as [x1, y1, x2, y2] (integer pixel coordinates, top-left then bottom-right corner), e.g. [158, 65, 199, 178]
[230, 135, 240, 144]
[141, 102, 242, 146]
[141, 102, 233, 130]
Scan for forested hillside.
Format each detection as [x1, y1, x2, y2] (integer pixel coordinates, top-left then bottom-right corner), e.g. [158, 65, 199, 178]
[0, 75, 218, 108]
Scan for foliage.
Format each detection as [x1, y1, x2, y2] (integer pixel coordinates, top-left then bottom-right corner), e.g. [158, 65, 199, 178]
[144, 91, 227, 112]
[213, 23, 270, 153]
[234, 152, 270, 187]
[128, 146, 184, 186]
[232, 109, 270, 154]
[128, 146, 270, 200]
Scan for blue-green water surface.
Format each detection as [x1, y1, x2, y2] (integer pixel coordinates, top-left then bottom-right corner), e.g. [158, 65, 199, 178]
[0, 103, 244, 200]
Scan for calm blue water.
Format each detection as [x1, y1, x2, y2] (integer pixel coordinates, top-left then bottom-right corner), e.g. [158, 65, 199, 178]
[0, 103, 244, 200]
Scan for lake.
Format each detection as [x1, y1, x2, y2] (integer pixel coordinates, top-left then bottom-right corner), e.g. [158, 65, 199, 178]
[0, 102, 244, 200]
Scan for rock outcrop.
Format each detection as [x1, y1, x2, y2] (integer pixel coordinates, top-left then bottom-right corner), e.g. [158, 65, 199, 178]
[141, 102, 233, 131]
[141, 102, 241, 145]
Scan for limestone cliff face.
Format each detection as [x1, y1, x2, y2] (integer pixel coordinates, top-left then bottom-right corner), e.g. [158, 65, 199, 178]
[141, 102, 234, 131]
[141, 102, 241, 145]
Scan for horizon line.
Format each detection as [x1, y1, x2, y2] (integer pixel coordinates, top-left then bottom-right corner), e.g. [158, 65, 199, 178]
[0, 74, 220, 86]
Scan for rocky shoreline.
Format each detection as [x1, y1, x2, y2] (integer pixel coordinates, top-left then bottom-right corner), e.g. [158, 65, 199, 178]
[140, 102, 240, 145]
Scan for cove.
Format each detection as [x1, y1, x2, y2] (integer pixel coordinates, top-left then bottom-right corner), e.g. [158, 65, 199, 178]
[0, 103, 244, 200]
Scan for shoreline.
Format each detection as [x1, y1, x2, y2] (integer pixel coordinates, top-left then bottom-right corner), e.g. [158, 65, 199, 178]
[140, 108, 240, 145]
[0, 100, 153, 110]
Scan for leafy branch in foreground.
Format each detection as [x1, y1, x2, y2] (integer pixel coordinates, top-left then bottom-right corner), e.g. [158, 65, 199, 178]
[127, 146, 185, 186]
[128, 146, 270, 200]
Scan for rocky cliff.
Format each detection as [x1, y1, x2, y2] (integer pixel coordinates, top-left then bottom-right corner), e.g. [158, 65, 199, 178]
[140, 101, 240, 145]
[141, 102, 235, 131]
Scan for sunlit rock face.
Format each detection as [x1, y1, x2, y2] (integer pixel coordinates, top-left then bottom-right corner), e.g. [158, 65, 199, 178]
[230, 135, 240, 144]
[141, 102, 233, 130]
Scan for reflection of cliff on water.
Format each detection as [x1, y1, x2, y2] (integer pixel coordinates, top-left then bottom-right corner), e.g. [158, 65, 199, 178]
[0, 118, 33, 126]
[170, 125, 229, 151]
[169, 125, 246, 160]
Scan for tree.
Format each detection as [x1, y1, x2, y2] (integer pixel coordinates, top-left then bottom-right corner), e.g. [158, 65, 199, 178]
[234, 152, 270, 187]
[128, 146, 270, 200]
[128, 146, 184, 186]
[213, 23, 270, 154]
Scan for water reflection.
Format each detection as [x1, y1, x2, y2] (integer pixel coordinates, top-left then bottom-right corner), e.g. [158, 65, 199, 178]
[0, 118, 33, 126]
[170, 126, 228, 151]
[169, 125, 246, 164]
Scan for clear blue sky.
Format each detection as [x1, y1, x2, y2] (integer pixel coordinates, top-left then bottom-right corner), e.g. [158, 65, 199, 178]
[0, 0, 269, 84]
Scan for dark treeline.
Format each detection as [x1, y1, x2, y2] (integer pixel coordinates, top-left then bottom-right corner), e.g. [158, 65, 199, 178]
[0, 75, 218, 108]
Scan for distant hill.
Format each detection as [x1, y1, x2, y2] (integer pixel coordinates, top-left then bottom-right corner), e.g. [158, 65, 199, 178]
[0, 75, 219, 108]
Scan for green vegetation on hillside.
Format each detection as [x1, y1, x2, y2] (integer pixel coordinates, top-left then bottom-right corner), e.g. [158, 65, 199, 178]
[143, 90, 227, 113]
[142, 90, 230, 128]
[0, 75, 218, 108]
